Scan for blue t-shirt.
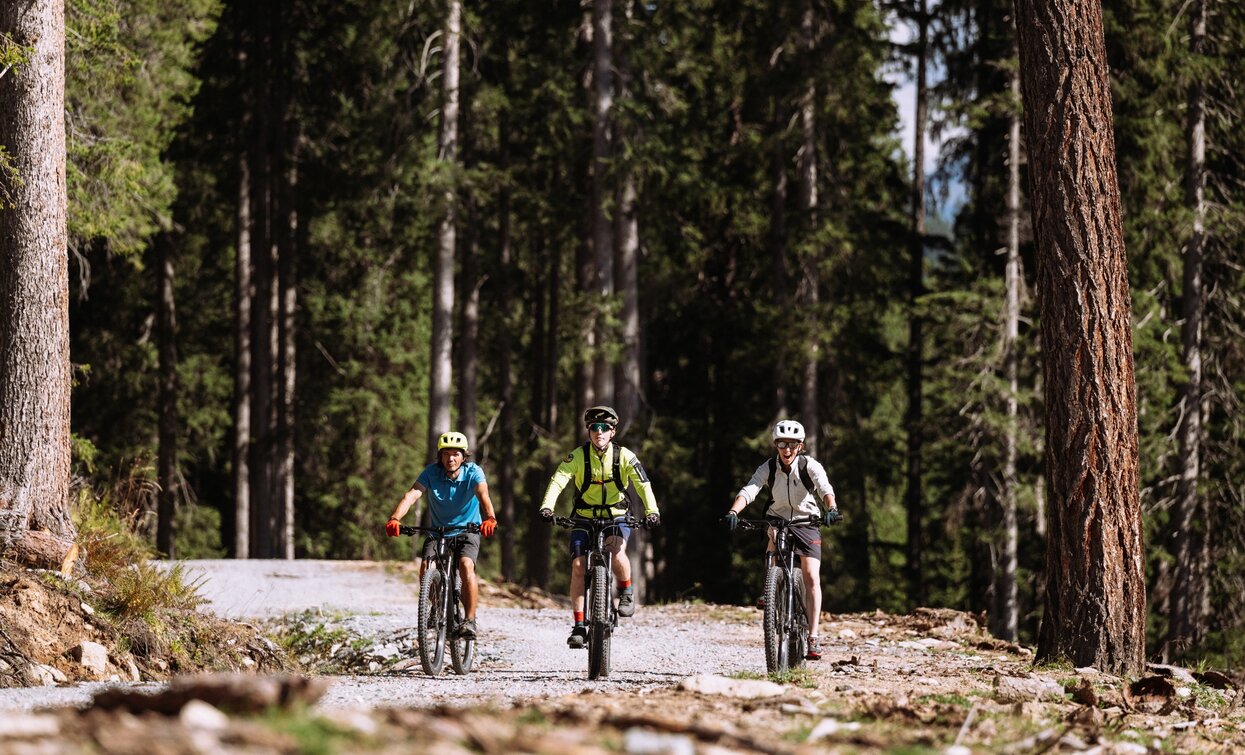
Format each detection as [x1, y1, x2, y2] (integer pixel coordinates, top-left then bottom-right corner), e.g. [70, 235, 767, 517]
[416, 462, 486, 530]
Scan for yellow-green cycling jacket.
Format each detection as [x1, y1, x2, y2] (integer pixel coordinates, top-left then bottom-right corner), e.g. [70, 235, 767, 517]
[539, 442, 659, 519]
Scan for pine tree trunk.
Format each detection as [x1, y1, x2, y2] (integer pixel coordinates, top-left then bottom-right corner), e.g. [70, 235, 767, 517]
[156, 234, 178, 558]
[497, 128, 517, 579]
[614, 5, 640, 435]
[276, 134, 297, 561]
[1168, 0, 1207, 662]
[591, 0, 615, 404]
[905, 0, 929, 608]
[233, 153, 252, 559]
[994, 60, 1023, 643]
[0, 0, 74, 548]
[429, 0, 460, 462]
[459, 201, 480, 450]
[1015, 0, 1145, 676]
[797, 0, 819, 457]
[247, 0, 277, 558]
[767, 0, 790, 418]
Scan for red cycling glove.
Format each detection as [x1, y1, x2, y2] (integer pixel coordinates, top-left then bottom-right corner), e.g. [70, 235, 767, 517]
[385, 519, 401, 537]
[480, 517, 497, 538]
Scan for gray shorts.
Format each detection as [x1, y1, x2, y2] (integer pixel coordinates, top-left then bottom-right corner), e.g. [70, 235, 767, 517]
[780, 524, 822, 561]
[422, 532, 481, 563]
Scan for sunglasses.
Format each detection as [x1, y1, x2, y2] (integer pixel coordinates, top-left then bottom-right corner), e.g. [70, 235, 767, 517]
[775, 440, 801, 450]
[589, 422, 613, 433]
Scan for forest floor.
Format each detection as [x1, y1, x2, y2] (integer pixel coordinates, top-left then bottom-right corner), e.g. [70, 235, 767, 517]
[1, 559, 1243, 753]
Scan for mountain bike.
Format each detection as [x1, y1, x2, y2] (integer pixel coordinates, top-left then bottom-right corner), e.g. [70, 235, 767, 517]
[736, 514, 822, 674]
[399, 522, 481, 676]
[549, 513, 647, 680]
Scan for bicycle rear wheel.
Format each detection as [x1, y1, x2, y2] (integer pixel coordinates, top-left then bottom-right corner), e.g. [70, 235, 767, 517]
[418, 567, 448, 676]
[450, 599, 475, 675]
[587, 564, 611, 680]
[763, 565, 789, 674]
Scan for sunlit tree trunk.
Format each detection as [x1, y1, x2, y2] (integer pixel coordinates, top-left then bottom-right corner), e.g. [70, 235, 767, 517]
[797, 0, 819, 457]
[429, 0, 460, 464]
[0, 0, 74, 550]
[275, 133, 297, 560]
[905, 0, 929, 608]
[994, 59, 1022, 642]
[1168, 0, 1207, 662]
[1015, 0, 1145, 676]
[233, 153, 252, 559]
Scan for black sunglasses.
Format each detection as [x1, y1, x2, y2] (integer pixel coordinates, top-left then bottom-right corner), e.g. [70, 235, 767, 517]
[775, 440, 801, 450]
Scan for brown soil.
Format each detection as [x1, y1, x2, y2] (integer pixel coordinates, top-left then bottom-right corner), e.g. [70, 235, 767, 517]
[0, 564, 286, 687]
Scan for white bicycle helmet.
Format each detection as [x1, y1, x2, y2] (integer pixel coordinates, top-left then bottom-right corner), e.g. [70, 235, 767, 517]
[772, 419, 805, 442]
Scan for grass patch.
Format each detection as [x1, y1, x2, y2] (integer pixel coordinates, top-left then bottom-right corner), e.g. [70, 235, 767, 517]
[258, 705, 357, 755]
[729, 668, 818, 688]
[915, 692, 972, 707]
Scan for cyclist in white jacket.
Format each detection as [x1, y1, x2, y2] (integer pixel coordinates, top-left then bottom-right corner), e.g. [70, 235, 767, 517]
[723, 419, 840, 660]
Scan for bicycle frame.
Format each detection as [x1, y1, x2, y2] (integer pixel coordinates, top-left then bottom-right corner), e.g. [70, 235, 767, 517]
[738, 514, 819, 674]
[551, 513, 645, 680]
[400, 523, 480, 675]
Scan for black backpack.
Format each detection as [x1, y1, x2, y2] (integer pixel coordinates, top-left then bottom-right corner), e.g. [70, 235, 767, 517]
[574, 442, 627, 513]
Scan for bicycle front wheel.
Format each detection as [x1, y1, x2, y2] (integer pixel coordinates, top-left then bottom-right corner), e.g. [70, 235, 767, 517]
[587, 564, 611, 680]
[763, 565, 789, 674]
[418, 567, 448, 676]
[450, 600, 475, 675]
[789, 577, 809, 669]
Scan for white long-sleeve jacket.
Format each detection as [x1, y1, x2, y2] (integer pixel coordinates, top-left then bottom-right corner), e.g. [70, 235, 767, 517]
[735, 455, 835, 520]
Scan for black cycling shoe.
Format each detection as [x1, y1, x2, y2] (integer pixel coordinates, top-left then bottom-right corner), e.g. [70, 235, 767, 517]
[567, 624, 587, 649]
[458, 618, 477, 639]
[617, 591, 635, 618]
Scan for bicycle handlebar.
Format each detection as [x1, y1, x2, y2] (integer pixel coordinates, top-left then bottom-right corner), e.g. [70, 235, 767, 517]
[548, 514, 651, 530]
[398, 522, 482, 537]
[735, 514, 822, 531]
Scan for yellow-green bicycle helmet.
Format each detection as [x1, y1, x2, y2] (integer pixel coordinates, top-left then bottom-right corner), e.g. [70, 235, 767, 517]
[437, 431, 469, 452]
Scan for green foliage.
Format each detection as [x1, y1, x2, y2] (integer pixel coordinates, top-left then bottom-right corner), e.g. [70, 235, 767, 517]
[73, 489, 205, 621]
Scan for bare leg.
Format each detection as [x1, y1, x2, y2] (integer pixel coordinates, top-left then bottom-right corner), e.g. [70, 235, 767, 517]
[800, 556, 822, 638]
[605, 536, 631, 584]
[570, 555, 587, 618]
[459, 556, 478, 619]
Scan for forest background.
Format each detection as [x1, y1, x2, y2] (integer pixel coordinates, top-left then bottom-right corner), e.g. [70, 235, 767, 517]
[17, 0, 1245, 671]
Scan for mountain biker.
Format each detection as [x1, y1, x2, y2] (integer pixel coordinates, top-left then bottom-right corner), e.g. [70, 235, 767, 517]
[723, 419, 840, 661]
[385, 431, 498, 640]
[539, 406, 661, 649]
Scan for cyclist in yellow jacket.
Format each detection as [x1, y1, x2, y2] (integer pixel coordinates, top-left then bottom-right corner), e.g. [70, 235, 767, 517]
[540, 406, 661, 649]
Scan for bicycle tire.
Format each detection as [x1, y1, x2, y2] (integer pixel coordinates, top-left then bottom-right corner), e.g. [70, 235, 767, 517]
[789, 576, 808, 669]
[418, 567, 448, 676]
[588, 563, 611, 680]
[450, 600, 475, 675]
[763, 565, 788, 674]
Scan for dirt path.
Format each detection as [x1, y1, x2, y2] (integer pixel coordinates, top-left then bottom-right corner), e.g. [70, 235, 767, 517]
[3, 560, 1242, 752]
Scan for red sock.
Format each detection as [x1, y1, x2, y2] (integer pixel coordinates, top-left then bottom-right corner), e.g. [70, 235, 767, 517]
[574, 611, 584, 624]
[620, 580, 632, 591]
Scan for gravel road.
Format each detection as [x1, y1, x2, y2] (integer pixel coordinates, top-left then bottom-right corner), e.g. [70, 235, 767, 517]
[0, 559, 769, 712]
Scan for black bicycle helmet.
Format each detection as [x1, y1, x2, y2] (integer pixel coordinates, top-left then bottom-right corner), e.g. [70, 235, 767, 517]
[583, 405, 620, 429]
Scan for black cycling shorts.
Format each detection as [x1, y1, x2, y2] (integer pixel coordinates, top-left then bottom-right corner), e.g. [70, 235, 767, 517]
[777, 523, 822, 561]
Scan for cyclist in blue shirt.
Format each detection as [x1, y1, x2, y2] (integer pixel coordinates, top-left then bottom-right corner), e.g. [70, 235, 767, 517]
[386, 431, 498, 639]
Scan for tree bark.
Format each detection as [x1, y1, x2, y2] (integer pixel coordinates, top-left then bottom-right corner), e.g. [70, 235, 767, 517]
[591, 0, 615, 405]
[275, 131, 297, 561]
[429, 0, 460, 462]
[769, 95, 790, 418]
[497, 120, 517, 579]
[797, 0, 819, 457]
[994, 58, 1022, 643]
[156, 233, 178, 558]
[1014, 0, 1146, 676]
[459, 199, 480, 450]
[0, 0, 74, 548]
[233, 152, 252, 559]
[905, 0, 929, 608]
[1168, 0, 1207, 662]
